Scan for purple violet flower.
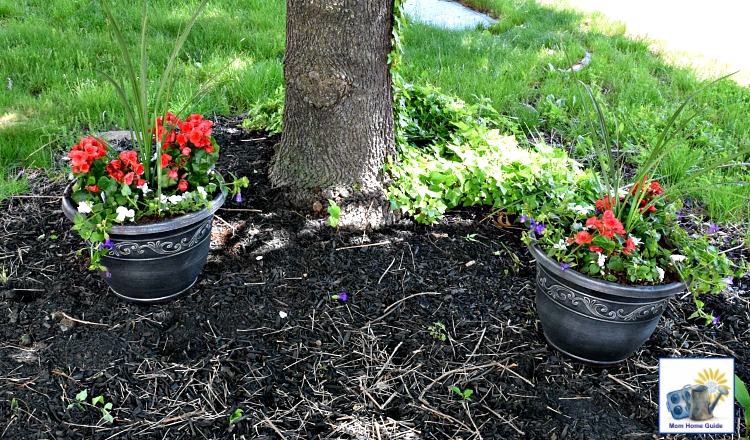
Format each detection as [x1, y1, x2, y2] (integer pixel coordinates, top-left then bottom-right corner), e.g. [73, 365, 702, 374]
[234, 193, 244, 204]
[723, 276, 734, 287]
[675, 210, 682, 219]
[101, 238, 114, 249]
[534, 223, 546, 235]
[708, 222, 719, 234]
[519, 215, 528, 224]
[105, 271, 111, 279]
[711, 316, 720, 326]
[560, 262, 571, 271]
[332, 292, 348, 302]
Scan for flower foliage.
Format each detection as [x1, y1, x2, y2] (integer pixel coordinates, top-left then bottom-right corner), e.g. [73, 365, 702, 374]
[67, 112, 223, 271]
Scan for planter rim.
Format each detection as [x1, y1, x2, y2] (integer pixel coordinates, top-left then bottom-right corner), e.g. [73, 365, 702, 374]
[62, 183, 226, 236]
[528, 244, 685, 300]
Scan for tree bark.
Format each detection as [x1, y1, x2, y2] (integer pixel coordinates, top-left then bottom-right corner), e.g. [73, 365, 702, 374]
[270, 0, 396, 227]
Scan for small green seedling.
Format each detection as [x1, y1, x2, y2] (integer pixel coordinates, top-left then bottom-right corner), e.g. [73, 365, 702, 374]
[449, 385, 473, 401]
[92, 395, 114, 424]
[67, 389, 114, 424]
[229, 408, 244, 425]
[10, 397, 19, 416]
[68, 389, 88, 411]
[327, 199, 341, 228]
[736, 374, 750, 440]
[428, 322, 446, 341]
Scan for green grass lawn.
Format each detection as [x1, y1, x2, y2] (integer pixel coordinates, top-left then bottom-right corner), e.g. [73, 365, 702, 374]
[1, 0, 748, 229]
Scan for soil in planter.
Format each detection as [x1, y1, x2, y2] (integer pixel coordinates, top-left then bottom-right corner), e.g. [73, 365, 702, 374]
[0, 116, 748, 439]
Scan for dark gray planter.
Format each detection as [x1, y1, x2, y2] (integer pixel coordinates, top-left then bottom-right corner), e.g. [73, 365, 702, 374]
[62, 188, 225, 304]
[528, 245, 684, 364]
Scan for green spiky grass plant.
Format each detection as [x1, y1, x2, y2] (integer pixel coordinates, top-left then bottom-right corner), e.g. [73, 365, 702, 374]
[98, 0, 208, 183]
[737, 375, 750, 440]
[578, 73, 750, 232]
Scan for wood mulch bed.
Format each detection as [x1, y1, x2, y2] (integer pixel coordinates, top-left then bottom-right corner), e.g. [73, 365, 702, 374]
[1, 117, 748, 439]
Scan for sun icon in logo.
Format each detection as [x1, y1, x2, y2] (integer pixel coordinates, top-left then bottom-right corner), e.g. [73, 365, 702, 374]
[695, 368, 731, 402]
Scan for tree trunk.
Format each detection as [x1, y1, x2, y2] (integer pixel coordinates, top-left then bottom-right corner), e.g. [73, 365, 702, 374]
[270, 0, 396, 228]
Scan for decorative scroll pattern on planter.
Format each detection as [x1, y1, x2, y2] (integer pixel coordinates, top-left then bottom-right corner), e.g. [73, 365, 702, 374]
[538, 276, 667, 322]
[109, 219, 212, 257]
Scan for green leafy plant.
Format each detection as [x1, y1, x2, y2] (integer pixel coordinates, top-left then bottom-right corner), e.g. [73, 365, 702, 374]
[64, 0, 248, 273]
[327, 200, 341, 228]
[386, 126, 584, 224]
[522, 77, 748, 322]
[383, 78, 584, 225]
[736, 375, 750, 440]
[240, 85, 284, 134]
[229, 408, 244, 426]
[392, 77, 507, 151]
[228, 173, 250, 203]
[10, 397, 18, 416]
[465, 234, 479, 243]
[449, 385, 473, 401]
[428, 322, 447, 342]
[67, 389, 114, 424]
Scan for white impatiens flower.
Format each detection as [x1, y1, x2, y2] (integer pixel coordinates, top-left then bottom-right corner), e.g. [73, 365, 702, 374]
[597, 252, 606, 269]
[568, 204, 593, 215]
[656, 266, 665, 282]
[138, 182, 151, 195]
[553, 239, 568, 251]
[196, 186, 208, 199]
[669, 254, 688, 263]
[77, 201, 93, 214]
[629, 236, 642, 246]
[115, 206, 135, 222]
[168, 195, 183, 205]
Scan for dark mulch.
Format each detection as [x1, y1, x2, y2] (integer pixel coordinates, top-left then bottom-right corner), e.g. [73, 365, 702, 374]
[1, 117, 748, 440]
